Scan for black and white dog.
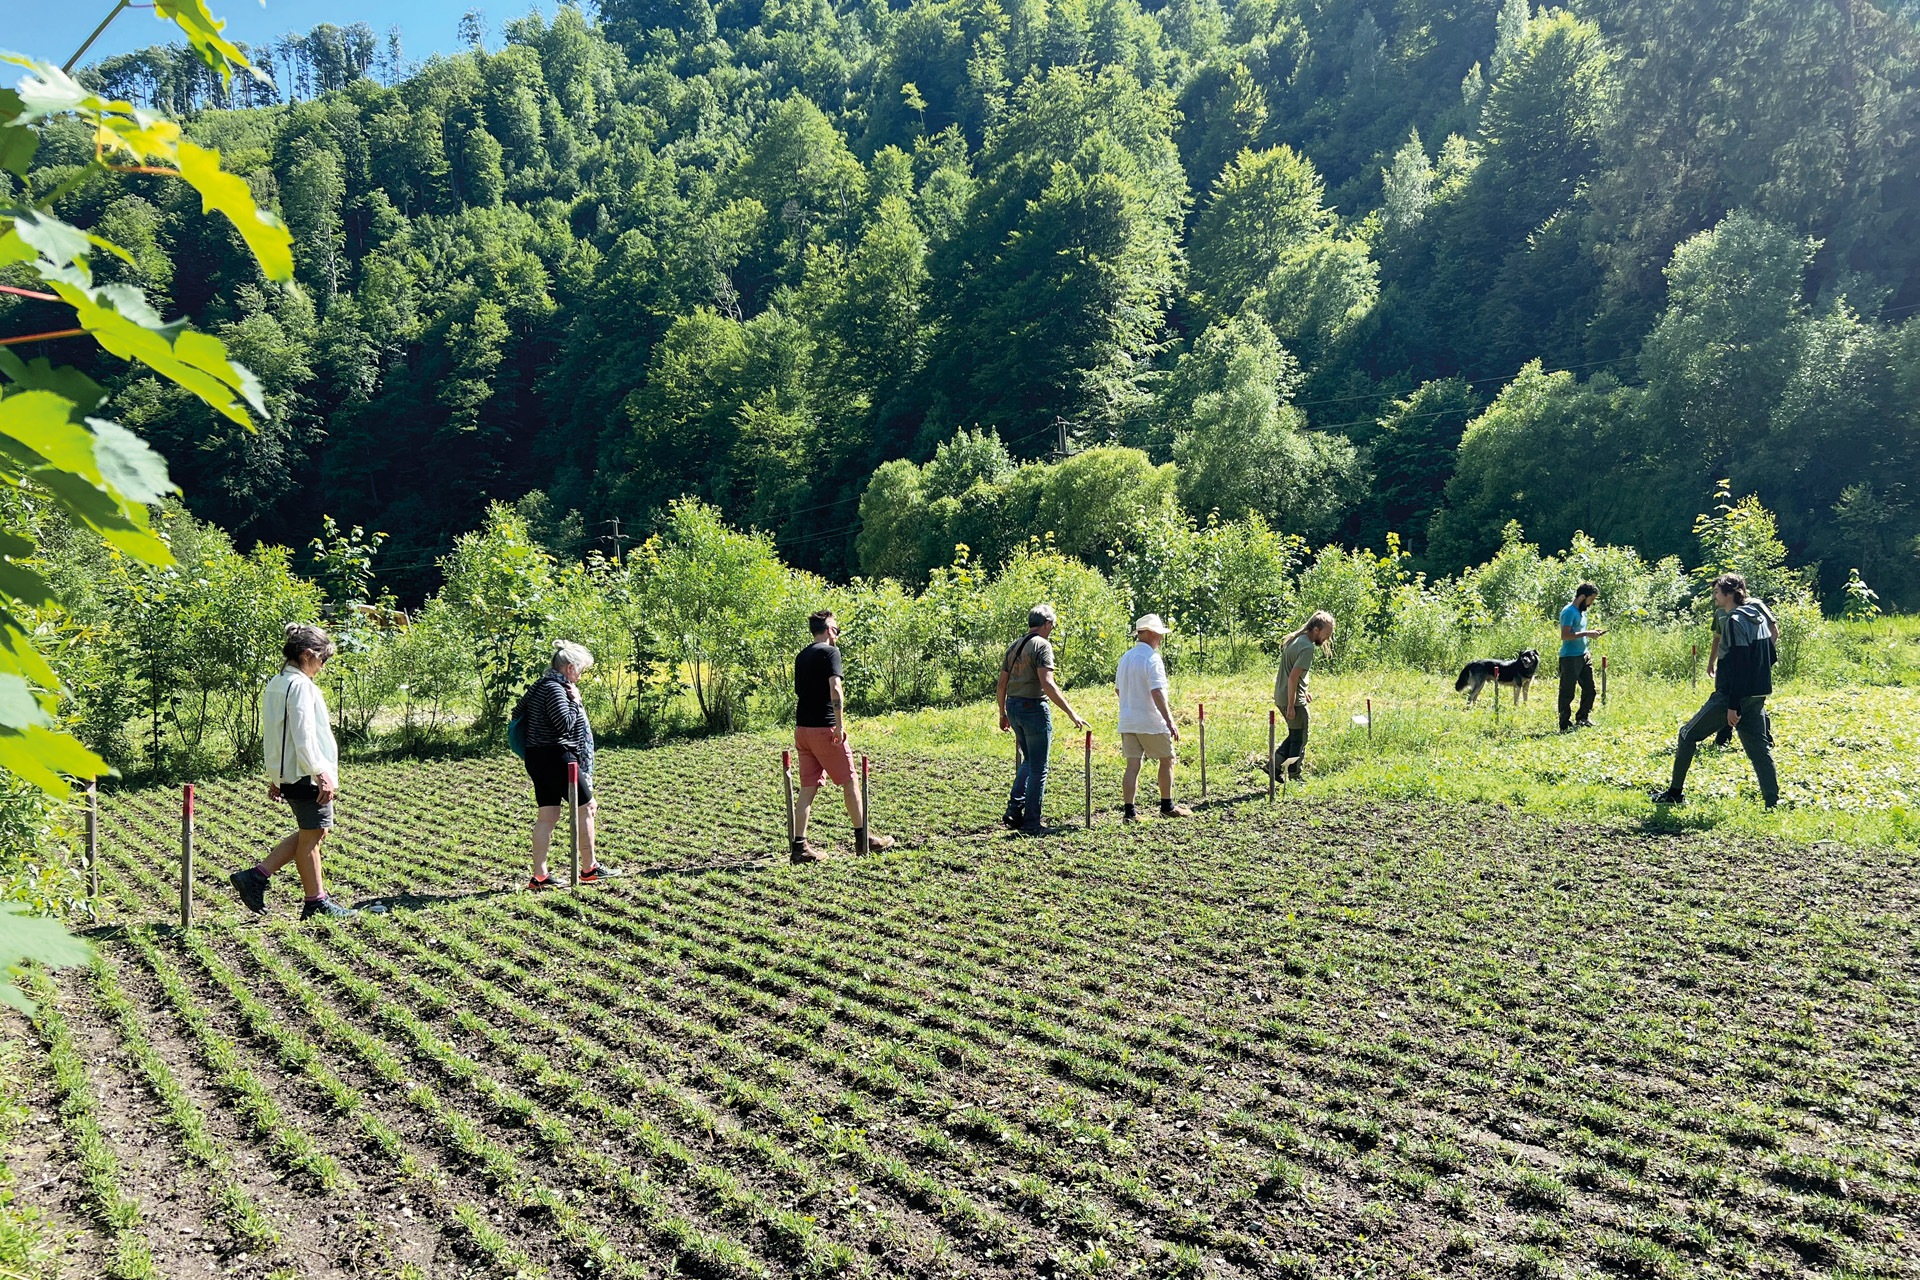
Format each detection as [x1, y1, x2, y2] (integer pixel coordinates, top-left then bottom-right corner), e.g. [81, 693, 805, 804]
[1455, 649, 1540, 707]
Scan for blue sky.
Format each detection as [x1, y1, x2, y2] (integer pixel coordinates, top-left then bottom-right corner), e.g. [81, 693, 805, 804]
[9, 2, 564, 70]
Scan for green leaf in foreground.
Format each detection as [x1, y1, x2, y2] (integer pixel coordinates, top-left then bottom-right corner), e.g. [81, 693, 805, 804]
[175, 141, 293, 285]
[0, 900, 92, 1016]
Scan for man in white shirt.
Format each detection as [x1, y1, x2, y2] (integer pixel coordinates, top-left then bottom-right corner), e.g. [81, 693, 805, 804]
[228, 624, 359, 920]
[1114, 614, 1191, 821]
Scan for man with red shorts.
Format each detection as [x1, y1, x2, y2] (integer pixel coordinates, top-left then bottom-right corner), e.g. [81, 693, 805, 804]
[792, 610, 895, 862]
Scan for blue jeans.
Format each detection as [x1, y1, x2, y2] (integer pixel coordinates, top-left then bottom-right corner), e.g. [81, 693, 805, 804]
[1006, 696, 1051, 831]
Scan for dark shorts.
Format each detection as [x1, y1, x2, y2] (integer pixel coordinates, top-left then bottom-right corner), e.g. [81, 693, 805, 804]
[280, 778, 334, 831]
[526, 745, 594, 808]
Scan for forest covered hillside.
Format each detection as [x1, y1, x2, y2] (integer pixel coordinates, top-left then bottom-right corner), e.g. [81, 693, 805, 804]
[11, 0, 1920, 606]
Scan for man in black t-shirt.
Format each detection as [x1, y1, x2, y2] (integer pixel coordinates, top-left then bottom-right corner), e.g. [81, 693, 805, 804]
[791, 610, 894, 862]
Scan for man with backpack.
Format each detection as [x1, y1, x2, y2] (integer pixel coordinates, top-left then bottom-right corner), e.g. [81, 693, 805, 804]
[1654, 574, 1780, 809]
[997, 604, 1089, 834]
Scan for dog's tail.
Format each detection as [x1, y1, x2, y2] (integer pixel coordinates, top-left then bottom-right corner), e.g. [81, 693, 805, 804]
[1454, 666, 1471, 692]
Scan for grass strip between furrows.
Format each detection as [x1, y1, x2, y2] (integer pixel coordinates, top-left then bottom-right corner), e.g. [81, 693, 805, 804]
[283, 909, 890, 1276]
[197, 813, 1016, 1264]
[85, 953, 281, 1255]
[235, 924, 752, 1279]
[219, 927, 556, 1277]
[471, 892, 1170, 1256]
[121, 929, 348, 1193]
[26, 966, 157, 1279]
[168, 924, 642, 1275]
[201, 813, 1041, 1266]
[350, 902, 1020, 1266]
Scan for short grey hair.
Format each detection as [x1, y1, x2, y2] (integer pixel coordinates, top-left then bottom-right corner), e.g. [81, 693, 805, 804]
[551, 641, 594, 673]
[1028, 603, 1057, 628]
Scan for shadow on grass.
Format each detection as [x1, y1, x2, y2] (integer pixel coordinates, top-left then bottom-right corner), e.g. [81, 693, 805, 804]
[347, 887, 517, 914]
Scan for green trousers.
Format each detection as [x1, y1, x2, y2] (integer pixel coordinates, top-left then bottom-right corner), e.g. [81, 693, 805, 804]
[1670, 691, 1778, 807]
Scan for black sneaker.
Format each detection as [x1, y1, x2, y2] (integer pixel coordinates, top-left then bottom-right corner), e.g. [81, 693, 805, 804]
[228, 866, 270, 915]
[1001, 810, 1025, 830]
[527, 873, 559, 891]
[1650, 787, 1685, 806]
[300, 896, 361, 921]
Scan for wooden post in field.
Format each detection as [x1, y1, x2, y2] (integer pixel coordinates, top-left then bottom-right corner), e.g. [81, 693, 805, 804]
[567, 761, 581, 889]
[781, 749, 795, 852]
[1268, 709, 1276, 802]
[1366, 697, 1373, 743]
[86, 778, 99, 902]
[1198, 702, 1207, 798]
[858, 756, 870, 854]
[1083, 731, 1092, 830]
[1601, 656, 1608, 706]
[1691, 644, 1698, 689]
[179, 784, 194, 931]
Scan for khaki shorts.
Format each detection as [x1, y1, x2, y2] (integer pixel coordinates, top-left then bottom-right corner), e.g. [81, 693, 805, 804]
[1121, 732, 1174, 760]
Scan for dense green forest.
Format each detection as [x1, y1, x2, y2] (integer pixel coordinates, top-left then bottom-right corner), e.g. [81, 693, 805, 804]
[11, 0, 1920, 607]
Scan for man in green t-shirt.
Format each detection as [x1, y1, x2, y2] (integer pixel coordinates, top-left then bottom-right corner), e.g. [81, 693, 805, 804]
[1273, 611, 1335, 780]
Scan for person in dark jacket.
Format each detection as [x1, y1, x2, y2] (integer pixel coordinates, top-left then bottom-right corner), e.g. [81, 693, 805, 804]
[1654, 575, 1780, 808]
[516, 642, 617, 888]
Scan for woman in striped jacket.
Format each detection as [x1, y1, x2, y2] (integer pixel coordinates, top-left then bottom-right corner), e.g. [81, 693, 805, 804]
[515, 641, 615, 888]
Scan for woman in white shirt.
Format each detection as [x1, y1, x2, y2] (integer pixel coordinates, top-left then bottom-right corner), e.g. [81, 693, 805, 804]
[228, 624, 359, 920]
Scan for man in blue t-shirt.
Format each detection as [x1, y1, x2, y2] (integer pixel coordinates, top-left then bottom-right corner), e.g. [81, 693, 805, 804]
[1557, 582, 1605, 732]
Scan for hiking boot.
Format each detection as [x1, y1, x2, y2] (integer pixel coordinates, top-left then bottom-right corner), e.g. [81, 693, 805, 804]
[578, 863, 619, 883]
[861, 833, 897, 853]
[1160, 802, 1193, 818]
[1650, 787, 1685, 806]
[791, 841, 827, 864]
[1001, 810, 1025, 830]
[228, 866, 270, 916]
[300, 896, 360, 921]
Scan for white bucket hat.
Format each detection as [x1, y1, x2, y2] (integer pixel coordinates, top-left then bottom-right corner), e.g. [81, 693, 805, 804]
[1133, 613, 1169, 637]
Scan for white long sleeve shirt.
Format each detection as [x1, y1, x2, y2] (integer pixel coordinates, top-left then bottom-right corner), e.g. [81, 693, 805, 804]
[262, 666, 339, 786]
